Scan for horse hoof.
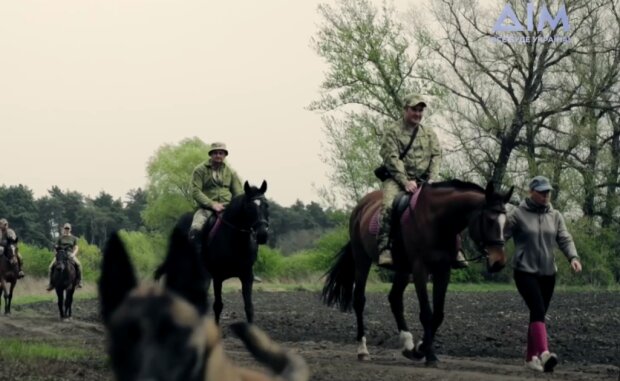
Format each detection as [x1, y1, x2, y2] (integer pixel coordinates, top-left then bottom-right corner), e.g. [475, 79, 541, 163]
[402, 349, 423, 361]
[357, 353, 371, 361]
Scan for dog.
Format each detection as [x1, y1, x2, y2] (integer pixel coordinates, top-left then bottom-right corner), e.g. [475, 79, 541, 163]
[99, 229, 309, 381]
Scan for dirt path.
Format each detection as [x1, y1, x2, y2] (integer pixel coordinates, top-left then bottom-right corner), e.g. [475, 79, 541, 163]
[0, 289, 618, 380]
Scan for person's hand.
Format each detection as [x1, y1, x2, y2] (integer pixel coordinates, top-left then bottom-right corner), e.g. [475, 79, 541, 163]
[404, 180, 418, 193]
[212, 203, 225, 213]
[571, 258, 582, 273]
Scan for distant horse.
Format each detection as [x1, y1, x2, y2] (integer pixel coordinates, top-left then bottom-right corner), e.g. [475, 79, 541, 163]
[322, 180, 513, 365]
[0, 237, 20, 315]
[51, 248, 79, 319]
[158, 180, 270, 324]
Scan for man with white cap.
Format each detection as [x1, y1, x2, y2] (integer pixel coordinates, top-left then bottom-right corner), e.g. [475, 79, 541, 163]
[0, 218, 25, 278]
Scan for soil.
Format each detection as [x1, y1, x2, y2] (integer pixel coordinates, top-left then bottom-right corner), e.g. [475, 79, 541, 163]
[0, 289, 619, 381]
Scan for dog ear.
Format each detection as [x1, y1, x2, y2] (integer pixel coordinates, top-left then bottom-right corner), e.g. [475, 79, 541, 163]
[164, 226, 209, 315]
[99, 232, 137, 325]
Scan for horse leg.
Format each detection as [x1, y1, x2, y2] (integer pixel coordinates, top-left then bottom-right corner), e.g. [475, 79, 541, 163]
[6, 281, 15, 315]
[411, 268, 437, 365]
[66, 288, 75, 318]
[56, 288, 65, 319]
[213, 279, 224, 325]
[431, 270, 450, 337]
[0, 280, 5, 315]
[240, 274, 254, 323]
[390, 271, 417, 360]
[353, 257, 371, 361]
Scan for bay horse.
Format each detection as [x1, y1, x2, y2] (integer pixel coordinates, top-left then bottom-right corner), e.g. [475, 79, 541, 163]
[157, 180, 269, 324]
[51, 248, 79, 319]
[322, 180, 513, 365]
[0, 236, 20, 315]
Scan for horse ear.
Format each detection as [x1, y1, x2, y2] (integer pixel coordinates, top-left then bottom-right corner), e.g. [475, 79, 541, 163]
[244, 181, 251, 194]
[259, 180, 267, 194]
[485, 181, 495, 201]
[504, 186, 514, 204]
[163, 227, 209, 315]
[99, 232, 137, 325]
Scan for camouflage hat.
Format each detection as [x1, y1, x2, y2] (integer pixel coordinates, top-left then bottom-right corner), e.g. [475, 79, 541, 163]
[63, 223, 72, 229]
[403, 94, 428, 108]
[208, 142, 228, 156]
[529, 176, 553, 192]
[0, 218, 7, 227]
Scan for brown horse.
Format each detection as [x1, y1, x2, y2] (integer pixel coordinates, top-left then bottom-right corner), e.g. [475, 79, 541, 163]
[322, 180, 513, 365]
[0, 237, 19, 315]
[51, 248, 78, 319]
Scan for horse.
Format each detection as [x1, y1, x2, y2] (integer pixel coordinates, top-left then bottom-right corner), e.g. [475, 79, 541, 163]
[157, 180, 270, 324]
[0, 236, 20, 315]
[322, 180, 513, 365]
[51, 248, 79, 319]
[100, 229, 308, 381]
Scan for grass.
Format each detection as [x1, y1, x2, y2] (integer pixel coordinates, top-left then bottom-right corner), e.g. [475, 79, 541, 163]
[0, 339, 92, 360]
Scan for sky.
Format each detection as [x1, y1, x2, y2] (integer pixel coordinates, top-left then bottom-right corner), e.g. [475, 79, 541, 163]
[0, 0, 348, 207]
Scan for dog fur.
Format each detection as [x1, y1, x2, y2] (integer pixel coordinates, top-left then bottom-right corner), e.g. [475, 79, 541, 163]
[99, 229, 309, 381]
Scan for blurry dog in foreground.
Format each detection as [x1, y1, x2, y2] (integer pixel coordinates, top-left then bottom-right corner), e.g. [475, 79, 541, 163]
[99, 229, 309, 381]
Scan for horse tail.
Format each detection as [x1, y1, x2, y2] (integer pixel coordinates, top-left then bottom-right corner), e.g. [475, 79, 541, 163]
[321, 241, 354, 312]
[230, 322, 309, 381]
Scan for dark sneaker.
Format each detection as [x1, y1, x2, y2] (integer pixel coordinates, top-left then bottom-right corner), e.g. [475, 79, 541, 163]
[46, 284, 54, 291]
[541, 351, 558, 373]
[77, 282, 83, 288]
[17, 271, 25, 279]
[452, 250, 469, 269]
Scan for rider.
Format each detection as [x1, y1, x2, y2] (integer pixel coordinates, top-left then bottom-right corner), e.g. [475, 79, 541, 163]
[0, 218, 25, 278]
[47, 223, 82, 290]
[188, 142, 243, 252]
[376, 94, 468, 268]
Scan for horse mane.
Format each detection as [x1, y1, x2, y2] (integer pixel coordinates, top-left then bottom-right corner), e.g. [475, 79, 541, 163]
[430, 179, 485, 193]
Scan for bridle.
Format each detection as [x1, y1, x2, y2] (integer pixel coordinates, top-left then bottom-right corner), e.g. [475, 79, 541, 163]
[465, 204, 507, 262]
[220, 196, 269, 237]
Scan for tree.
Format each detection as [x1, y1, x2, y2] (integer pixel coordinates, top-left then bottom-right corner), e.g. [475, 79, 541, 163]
[0, 184, 47, 246]
[124, 188, 148, 231]
[142, 137, 211, 233]
[311, 0, 433, 206]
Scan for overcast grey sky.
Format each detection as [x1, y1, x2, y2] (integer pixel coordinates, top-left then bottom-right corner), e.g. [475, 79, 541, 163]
[1, 0, 350, 206]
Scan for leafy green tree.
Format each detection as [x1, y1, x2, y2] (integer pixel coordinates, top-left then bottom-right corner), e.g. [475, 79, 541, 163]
[124, 188, 148, 231]
[0, 184, 47, 246]
[142, 137, 211, 233]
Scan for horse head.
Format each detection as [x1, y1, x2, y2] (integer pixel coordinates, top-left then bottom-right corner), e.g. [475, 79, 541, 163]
[468, 182, 514, 273]
[55, 248, 70, 270]
[242, 180, 270, 245]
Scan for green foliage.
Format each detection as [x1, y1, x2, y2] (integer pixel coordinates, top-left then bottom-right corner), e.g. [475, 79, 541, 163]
[142, 137, 210, 233]
[117, 231, 166, 280]
[75, 238, 102, 282]
[20, 243, 54, 278]
[254, 245, 285, 279]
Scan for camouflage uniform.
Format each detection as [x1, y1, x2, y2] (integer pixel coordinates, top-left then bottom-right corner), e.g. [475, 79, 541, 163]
[377, 95, 441, 264]
[0, 219, 25, 278]
[189, 144, 243, 237]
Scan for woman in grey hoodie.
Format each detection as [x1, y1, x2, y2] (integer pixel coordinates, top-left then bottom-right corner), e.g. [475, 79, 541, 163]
[505, 176, 582, 373]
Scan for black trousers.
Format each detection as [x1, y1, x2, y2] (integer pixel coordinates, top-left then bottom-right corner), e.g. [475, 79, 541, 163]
[514, 270, 556, 323]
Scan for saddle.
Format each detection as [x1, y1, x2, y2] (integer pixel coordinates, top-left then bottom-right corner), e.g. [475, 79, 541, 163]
[205, 213, 222, 244]
[369, 186, 423, 236]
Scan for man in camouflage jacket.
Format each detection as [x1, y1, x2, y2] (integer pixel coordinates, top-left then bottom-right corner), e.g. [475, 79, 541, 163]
[377, 94, 467, 268]
[189, 142, 243, 250]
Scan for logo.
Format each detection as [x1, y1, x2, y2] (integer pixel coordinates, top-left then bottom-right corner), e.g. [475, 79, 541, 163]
[490, 2, 571, 44]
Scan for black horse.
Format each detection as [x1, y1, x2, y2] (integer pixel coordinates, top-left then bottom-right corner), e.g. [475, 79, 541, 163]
[157, 180, 269, 324]
[51, 248, 79, 319]
[0, 236, 20, 315]
[322, 181, 513, 365]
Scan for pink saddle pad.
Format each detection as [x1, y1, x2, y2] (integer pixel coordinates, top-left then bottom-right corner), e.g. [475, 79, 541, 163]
[369, 185, 423, 236]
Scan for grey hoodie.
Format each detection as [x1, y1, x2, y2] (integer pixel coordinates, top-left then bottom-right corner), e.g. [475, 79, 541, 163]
[505, 198, 579, 275]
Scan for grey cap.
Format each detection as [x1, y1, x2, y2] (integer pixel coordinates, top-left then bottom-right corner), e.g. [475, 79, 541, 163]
[0, 218, 7, 227]
[529, 176, 553, 192]
[403, 94, 428, 108]
[63, 223, 72, 229]
[208, 142, 228, 156]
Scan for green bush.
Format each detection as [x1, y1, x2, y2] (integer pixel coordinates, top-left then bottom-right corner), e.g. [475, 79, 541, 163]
[118, 231, 166, 279]
[255, 245, 285, 279]
[20, 243, 53, 278]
